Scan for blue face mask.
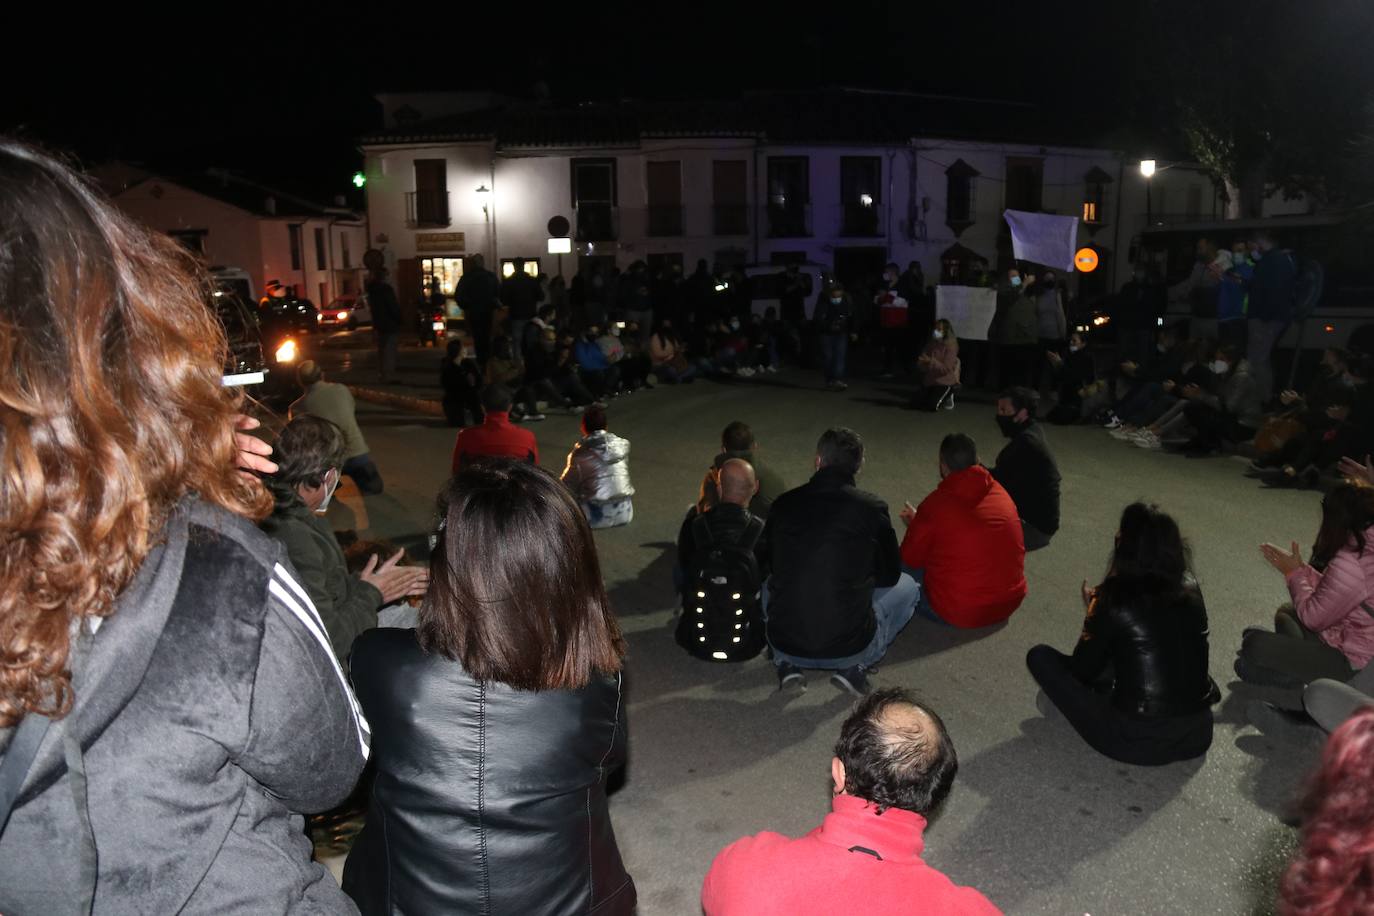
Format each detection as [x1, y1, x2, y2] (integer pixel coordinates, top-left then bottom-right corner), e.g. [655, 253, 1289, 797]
[830, 297, 842, 305]
[1010, 276, 1022, 288]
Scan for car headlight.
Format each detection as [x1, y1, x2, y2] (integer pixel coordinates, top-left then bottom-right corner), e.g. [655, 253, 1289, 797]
[316, 313, 324, 322]
[337, 311, 348, 320]
[275, 339, 299, 364]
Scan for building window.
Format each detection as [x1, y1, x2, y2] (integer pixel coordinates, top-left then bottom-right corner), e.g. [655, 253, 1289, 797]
[713, 160, 748, 236]
[840, 156, 882, 236]
[500, 258, 540, 279]
[572, 158, 617, 241]
[1083, 166, 1112, 225]
[422, 257, 465, 298]
[1005, 157, 1044, 212]
[766, 157, 810, 238]
[940, 243, 989, 285]
[288, 224, 303, 270]
[408, 159, 449, 227]
[341, 232, 352, 268]
[314, 227, 327, 270]
[645, 160, 684, 237]
[945, 159, 979, 235]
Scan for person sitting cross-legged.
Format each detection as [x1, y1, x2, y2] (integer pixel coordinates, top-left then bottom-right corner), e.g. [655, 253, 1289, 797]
[560, 404, 635, 529]
[992, 387, 1062, 551]
[701, 688, 1000, 916]
[899, 433, 1027, 628]
[760, 427, 918, 696]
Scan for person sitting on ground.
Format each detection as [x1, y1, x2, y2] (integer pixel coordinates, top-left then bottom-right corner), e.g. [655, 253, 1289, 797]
[991, 387, 1061, 551]
[761, 428, 918, 696]
[915, 318, 961, 411]
[440, 339, 484, 428]
[1277, 707, 1374, 916]
[701, 688, 1000, 916]
[525, 326, 586, 415]
[290, 360, 384, 494]
[1026, 502, 1219, 766]
[560, 405, 635, 529]
[262, 416, 428, 662]
[1174, 342, 1265, 456]
[484, 334, 546, 421]
[899, 434, 1026, 628]
[1259, 388, 1364, 489]
[650, 318, 696, 384]
[522, 302, 558, 359]
[676, 459, 770, 661]
[451, 385, 540, 471]
[1045, 331, 1097, 424]
[574, 322, 623, 398]
[342, 461, 636, 915]
[618, 320, 655, 388]
[698, 420, 788, 518]
[1125, 339, 1223, 450]
[1104, 325, 1183, 431]
[1236, 482, 1374, 689]
[595, 322, 638, 391]
[551, 341, 598, 406]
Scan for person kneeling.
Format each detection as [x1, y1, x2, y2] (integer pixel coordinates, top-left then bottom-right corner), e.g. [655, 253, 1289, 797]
[560, 404, 635, 528]
[1026, 503, 1219, 766]
[899, 433, 1027, 628]
[701, 689, 999, 915]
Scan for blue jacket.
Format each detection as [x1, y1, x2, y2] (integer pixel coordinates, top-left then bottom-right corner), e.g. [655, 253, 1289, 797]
[1218, 260, 1253, 322]
[575, 337, 611, 371]
[1248, 250, 1297, 321]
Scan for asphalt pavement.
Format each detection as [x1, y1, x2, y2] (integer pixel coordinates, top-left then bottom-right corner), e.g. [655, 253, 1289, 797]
[300, 330, 1314, 915]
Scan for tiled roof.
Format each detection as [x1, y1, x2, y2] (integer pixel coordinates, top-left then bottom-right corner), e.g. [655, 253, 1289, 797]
[360, 89, 1105, 149]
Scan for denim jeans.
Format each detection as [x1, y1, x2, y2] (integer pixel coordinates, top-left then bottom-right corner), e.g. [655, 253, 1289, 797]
[583, 497, 633, 529]
[762, 572, 919, 671]
[901, 567, 941, 623]
[819, 333, 848, 382]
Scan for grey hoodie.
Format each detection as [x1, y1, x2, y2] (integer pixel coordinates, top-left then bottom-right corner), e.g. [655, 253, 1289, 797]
[561, 430, 635, 504]
[0, 499, 369, 915]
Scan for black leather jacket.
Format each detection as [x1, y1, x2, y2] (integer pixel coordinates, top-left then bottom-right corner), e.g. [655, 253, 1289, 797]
[342, 628, 636, 915]
[1070, 578, 1215, 717]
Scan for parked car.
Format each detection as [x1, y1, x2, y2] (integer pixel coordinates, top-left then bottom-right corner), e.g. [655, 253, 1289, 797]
[318, 295, 373, 330]
[743, 262, 826, 320]
[258, 291, 319, 338]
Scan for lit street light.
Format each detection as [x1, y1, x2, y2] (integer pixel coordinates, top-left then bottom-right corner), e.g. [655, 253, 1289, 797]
[1140, 159, 1156, 225]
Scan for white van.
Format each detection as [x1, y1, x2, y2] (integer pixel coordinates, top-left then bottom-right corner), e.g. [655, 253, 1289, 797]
[743, 262, 828, 321]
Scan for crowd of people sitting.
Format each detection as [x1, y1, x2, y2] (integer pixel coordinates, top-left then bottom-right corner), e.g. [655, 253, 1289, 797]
[8, 138, 1374, 916]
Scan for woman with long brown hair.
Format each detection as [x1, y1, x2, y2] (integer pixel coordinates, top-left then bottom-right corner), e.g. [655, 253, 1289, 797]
[342, 459, 636, 915]
[0, 139, 369, 913]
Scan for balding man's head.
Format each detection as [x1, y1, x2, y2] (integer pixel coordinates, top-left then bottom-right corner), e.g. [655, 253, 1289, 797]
[718, 458, 758, 507]
[832, 688, 957, 817]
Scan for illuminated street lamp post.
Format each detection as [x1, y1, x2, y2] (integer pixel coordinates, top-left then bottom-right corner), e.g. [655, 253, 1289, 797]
[1140, 159, 1156, 227]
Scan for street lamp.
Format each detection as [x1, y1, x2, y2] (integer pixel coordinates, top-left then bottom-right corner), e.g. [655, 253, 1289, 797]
[1139, 159, 1156, 225]
[475, 184, 490, 219]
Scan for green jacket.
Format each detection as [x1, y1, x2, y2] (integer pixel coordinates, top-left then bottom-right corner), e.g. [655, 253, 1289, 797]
[999, 293, 1039, 347]
[260, 487, 380, 664]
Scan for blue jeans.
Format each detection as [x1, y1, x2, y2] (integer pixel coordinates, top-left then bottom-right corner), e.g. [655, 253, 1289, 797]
[762, 573, 919, 671]
[820, 333, 848, 382]
[901, 566, 942, 624]
[342, 453, 384, 495]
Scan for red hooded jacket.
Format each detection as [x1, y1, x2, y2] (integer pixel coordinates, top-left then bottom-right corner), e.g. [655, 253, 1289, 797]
[900, 465, 1026, 628]
[451, 412, 539, 473]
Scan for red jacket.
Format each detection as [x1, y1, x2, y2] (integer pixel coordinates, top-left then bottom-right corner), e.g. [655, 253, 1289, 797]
[901, 465, 1026, 628]
[450, 412, 538, 473]
[702, 794, 1000, 916]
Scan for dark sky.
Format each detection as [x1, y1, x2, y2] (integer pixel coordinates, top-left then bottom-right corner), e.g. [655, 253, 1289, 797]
[3, 1, 1368, 202]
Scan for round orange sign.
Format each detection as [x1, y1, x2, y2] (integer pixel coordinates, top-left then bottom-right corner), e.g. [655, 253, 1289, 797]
[1074, 247, 1100, 273]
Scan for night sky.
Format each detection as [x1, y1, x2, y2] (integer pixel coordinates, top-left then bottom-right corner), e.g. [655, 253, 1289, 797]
[4, 1, 1371, 203]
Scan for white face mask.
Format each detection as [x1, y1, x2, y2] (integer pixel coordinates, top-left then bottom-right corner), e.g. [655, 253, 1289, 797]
[1211, 360, 1229, 375]
[610, 326, 621, 337]
[315, 468, 341, 514]
[932, 329, 944, 340]
[1069, 344, 1081, 353]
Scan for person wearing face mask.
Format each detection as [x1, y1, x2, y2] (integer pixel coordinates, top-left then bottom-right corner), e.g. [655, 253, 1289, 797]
[1175, 343, 1264, 457]
[263, 416, 429, 664]
[875, 262, 910, 378]
[816, 282, 854, 391]
[915, 319, 961, 411]
[1045, 331, 1097, 424]
[1216, 242, 1254, 350]
[1031, 270, 1067, 391]
[991, 387, 1061, 551]
[997, 268, 1039, 388]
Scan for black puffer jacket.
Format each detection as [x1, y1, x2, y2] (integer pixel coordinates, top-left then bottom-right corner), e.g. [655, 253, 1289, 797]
[760, 466, 902, 659]
[1070, 578, 1216, 717]
[342, 628, 635, 916]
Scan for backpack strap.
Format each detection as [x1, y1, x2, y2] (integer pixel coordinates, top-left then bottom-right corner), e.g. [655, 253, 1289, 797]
[737, 516, 765, 553]
[691, 513, 716, 552]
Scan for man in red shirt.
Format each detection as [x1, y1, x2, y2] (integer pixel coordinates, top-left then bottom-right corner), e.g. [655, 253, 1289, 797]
[701, 688, 1000, 915]
[450, 385, 539, 473]
[899, 433, 1026, 628]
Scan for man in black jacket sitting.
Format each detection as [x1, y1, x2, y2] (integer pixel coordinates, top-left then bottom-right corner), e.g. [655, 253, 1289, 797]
[992, 387, 1062, 551]
[760, 427, 918, 696]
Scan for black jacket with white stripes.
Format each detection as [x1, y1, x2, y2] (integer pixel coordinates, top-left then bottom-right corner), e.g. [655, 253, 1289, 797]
[0, 498, 369, 915]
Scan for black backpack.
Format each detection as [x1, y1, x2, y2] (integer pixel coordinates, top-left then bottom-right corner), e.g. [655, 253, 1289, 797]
[675, 514, 766, 662]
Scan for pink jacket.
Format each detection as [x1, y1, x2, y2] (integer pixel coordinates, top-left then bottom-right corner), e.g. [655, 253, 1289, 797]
[920, 339, 960, 387]
[1287, 529, 1374, 668]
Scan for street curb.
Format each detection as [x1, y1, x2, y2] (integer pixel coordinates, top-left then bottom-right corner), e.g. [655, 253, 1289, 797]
[348, 386, 445, 417]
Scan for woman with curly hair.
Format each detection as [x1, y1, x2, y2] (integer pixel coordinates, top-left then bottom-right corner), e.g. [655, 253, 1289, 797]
[0, 139, 369, 913]
[1280, 707, 1374, 914]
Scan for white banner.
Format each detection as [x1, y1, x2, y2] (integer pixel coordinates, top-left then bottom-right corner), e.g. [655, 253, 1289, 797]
[935, 285, 998, 341]
[1003, 209, 1079, 271]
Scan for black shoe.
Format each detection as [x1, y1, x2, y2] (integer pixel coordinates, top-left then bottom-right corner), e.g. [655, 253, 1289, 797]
[830, 666, 871, 697]
[777, 662, 806, 691]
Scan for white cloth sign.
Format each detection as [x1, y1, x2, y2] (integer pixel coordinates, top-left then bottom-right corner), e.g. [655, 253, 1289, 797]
[1003, 209, 1080, 271]
[935, 286, 998, 341]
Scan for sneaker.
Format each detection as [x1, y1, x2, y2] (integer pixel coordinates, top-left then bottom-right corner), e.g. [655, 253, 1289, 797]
[830, 666, 871, 697]
[765, 364, 779, 373]
[1132, 431, 1162, 449]
[937, 390, 955, 411]
[1108, 425, 1138, 441]
[777, 662, 806, 691]
[1102, 414, 1123, 430]
[524, 412, 547, 422]
[737, 366, 756, 378]
[645, 373, 658, 387]
[835, 381, 849, 391]
[567, 405, 586, 416]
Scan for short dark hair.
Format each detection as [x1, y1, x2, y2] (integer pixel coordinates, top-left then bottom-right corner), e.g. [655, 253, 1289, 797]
[296, 360, 323, 387]
[835, 688, 958, 816]
[538, 303, 557, 321]
[274, 415, 345, 490]
[816, 427, 864, 476]
[582, 404, 608, 433]
[722, 420, 756, 453]
[939, 433, 978, 472]
[482, 384, 514, 413]
[419, 460, 626, 690]
[999, 386, 1039, 416]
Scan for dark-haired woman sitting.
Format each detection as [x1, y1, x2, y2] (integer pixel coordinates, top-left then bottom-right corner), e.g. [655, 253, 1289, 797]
[1026, 503, 1219, 766]
[342, 460, 636, 916]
